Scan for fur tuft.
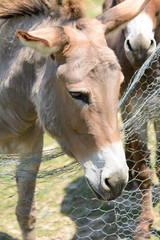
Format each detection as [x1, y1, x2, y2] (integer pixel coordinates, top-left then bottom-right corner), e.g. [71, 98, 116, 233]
[0, 0, 86, 19]
[62, 0, 85, 19]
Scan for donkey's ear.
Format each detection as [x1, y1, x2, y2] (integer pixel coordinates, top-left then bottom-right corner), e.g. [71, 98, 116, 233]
[15, 26, 69, 55]
[97, 0, 150, 34]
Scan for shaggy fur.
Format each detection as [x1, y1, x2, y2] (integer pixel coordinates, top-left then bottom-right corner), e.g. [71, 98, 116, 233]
[0, 0, 85, 19]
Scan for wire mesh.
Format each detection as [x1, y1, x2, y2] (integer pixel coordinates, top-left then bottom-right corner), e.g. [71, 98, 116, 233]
[0, 45, 160, 240]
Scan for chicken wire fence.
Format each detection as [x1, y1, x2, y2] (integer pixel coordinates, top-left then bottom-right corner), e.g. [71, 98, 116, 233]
[0, 44, 160, 240]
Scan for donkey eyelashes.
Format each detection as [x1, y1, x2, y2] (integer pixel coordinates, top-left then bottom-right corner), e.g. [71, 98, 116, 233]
[69, 91, 90, 105]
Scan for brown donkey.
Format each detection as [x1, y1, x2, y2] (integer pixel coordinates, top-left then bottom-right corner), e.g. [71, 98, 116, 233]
[103, 0, 160, 239]
[0, 0, 150, 239]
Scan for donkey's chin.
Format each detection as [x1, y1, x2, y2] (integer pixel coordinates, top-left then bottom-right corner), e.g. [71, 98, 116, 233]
[86, 179, 116, 202]
[125, 52, 151, 68]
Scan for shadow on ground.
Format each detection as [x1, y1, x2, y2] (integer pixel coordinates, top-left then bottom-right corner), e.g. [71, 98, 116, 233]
[0, 232, 19, 240]
[60, 176, 160, 240]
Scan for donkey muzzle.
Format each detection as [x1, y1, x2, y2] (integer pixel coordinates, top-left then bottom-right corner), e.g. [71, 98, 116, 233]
[80, 142, 129, 201]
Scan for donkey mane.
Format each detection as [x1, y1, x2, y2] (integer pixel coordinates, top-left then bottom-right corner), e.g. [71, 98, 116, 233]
[0, 0, 85, 19]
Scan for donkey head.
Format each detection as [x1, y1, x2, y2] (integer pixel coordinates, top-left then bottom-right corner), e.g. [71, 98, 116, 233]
[123, 0, 160, 67]
[16, 0, 150, 201]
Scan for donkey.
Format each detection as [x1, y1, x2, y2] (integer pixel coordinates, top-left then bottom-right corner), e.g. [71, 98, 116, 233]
[0, 0, 150, 239]
[103, 0, 160, 239]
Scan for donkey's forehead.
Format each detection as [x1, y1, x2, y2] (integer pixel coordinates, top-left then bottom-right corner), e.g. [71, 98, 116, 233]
[126, 0, 159, 36]
[76, 18, 106, 40]
[126, 12, 154, 38]
[58, 22, 121, 85]
[59, 46, 120, 85]
[65, 18, 107, 48]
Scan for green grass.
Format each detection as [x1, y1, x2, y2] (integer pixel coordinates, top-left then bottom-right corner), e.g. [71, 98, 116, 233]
[86, 0, 102, 18]
[43, 133, 54, 148]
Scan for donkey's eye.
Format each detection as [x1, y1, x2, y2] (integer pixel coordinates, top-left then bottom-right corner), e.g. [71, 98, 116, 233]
[69, 91, 89, 104]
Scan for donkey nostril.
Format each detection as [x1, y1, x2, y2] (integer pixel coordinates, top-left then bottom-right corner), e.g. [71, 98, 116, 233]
[104, 178, 112, 190]
[126, 39, 133, 52]
[150, 39, 154, 46]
